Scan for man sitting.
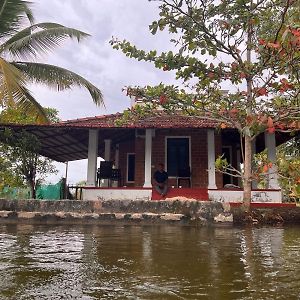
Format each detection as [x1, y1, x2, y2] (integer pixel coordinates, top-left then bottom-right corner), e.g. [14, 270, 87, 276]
[153, 163, 168, 197]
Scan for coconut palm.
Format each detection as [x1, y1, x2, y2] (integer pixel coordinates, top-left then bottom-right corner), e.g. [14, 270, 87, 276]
[0, 0, 103, 123]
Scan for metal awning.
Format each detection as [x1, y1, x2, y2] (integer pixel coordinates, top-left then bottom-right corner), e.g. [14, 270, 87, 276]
[0, 124, 135, 162]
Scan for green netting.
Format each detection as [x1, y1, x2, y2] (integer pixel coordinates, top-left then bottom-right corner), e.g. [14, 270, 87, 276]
[0, 182, 63, 200]
[0, 187, 31, 200]
[36, 182, 63, 200]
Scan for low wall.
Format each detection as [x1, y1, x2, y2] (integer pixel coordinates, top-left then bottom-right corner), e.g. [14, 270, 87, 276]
[82, 188, 152, 201]
[209, 189, 282, 203]
[0, 199, 298, 226]
[0, 198, 230, 225]
[231, 204, 300, 225]
[83, 188, 282, 203]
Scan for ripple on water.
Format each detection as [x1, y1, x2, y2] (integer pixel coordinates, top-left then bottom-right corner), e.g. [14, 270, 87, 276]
[0, 225, 300, 299]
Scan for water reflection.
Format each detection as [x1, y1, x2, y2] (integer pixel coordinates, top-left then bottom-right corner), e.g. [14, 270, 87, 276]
[0, 224, 300, 299]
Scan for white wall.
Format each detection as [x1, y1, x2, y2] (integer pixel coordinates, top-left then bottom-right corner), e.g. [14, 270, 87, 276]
[83, 188, 152, 201]
[208, 190, 282, 203]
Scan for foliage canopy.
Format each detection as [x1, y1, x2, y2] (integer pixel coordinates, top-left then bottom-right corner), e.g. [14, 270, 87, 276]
[111, 0, 300, 205]
[0, 0, 104, 123]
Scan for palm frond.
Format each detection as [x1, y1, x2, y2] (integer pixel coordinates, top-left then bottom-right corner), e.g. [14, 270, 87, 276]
[1, 23, 90, 59]
[0, 0, 33, 39]
[0, 58, 48, 123]
[23, 1, 34, 24]
[13, 61, 104, 106]
[17, 88, 49, 124]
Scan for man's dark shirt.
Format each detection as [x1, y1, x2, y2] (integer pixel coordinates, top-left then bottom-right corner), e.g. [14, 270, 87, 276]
[153, 170, 168, 183]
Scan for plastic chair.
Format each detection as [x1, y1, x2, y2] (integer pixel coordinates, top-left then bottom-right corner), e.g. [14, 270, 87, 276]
[97, 161, 113, 186]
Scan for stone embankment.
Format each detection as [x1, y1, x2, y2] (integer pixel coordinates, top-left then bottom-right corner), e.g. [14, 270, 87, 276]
[231, 204, 300, 225]
[0, 199, 299, 226]
[0, 199, 232, 225]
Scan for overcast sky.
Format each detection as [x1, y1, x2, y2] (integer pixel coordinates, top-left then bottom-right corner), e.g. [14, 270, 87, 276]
[31, 0, 176, 184]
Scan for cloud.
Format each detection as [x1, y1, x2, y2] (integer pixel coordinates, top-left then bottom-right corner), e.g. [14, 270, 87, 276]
[31, 0, 177, 184]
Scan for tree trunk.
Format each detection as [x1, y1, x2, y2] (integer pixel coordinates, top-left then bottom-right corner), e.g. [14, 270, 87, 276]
[243, 4, 253, 212]
[243, 135, 252, 211]
[28, 180, 36, 199]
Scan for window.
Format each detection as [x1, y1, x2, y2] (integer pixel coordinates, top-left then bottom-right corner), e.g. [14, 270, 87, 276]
[166, 137, 190, 177]
[127, 153, 135, 182]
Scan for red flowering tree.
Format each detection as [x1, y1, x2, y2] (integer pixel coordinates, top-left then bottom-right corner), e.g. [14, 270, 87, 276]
[111, 0, 300, 209]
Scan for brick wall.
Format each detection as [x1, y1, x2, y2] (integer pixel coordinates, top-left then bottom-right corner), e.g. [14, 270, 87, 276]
[119, 139, 135, 187]
[117, 129, 224, 188]
[135, 137, 145, 186]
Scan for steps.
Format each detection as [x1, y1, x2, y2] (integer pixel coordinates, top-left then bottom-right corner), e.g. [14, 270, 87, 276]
[152, 188, 209, 201]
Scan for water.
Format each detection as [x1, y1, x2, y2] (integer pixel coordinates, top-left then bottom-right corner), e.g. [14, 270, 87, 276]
[0, 224, 300, 300]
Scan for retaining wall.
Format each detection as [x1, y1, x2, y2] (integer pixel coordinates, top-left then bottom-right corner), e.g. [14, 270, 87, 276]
[0, 199, 230, 225]
[0, 199, 299, 226]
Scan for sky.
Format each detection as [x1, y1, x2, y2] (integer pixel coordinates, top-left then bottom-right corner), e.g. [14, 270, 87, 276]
[31, 0, 176, 184]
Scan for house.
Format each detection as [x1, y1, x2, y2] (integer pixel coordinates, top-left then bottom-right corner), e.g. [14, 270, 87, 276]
[0, 109, 290, 203]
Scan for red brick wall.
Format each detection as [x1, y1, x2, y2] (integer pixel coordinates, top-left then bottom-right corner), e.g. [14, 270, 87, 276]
[117, 129, 224, 188]
[118, 139, 135, 187]
[150, 129, 207, 187]
[135, 137, 145, 187]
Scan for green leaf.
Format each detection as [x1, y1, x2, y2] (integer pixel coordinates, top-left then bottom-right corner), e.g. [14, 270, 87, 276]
[1, 23, 90, 59]
[12, 62, 104, 107]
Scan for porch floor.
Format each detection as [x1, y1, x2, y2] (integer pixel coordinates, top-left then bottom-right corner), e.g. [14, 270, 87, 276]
[152, 187, 209, 201]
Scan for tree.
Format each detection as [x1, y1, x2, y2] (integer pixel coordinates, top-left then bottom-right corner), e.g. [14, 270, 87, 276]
[0, 129, 58, 198]
[275, 137, 300, 200]
[0, 107, 59, 198]
[0, 155, 24, 190]
[0, 0, 103, 123]
[0, 105, 60, 124]
[111, 0, 300, 209]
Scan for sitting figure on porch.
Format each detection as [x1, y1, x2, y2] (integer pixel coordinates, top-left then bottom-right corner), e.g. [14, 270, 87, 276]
[153, 163, 168, 197]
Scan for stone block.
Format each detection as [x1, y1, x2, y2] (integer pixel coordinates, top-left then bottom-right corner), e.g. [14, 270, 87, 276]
[142, 213, 160, 220]
[18, 212, 36, 219]
[130, 213, 143, 220]
[83, 213, 100, 220]
[67, 212, 85, 219]
[160, 213, 185, 221]
[0, 211, 10, 218]
[214, 212, 233, 223]
[54, 212, 66, 219]
[98, 213, 116, 220]
[114, 213, 126, 220]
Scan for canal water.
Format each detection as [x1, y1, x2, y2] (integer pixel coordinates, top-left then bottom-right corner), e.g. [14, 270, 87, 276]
[0, 224, 299, 300]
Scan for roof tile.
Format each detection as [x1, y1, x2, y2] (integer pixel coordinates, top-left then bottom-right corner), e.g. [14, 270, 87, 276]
[51, 112, 220, 129]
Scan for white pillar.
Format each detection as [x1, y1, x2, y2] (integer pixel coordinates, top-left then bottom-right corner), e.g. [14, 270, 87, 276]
[86, 129, 99, 186]
[112, 144, 120, 187]
[252, 139, 258, 189]
[104, 139, 111, 161]
[264, 132, 280, 189]
[115, 144, 119, 168]
[103, 139, 112, 187]
[143, 129, 152, 188]
[207, 129, 217, 189]
[237, 147, 242, 187]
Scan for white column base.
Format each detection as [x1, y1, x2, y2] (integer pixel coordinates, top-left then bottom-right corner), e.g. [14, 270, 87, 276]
[265, 132, 280, 189]
[207, 129, 217, 189]
[143, 129, 153, 188]
[86, 129, 99, 187]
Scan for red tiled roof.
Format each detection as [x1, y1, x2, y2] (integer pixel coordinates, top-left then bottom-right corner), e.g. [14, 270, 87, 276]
[51, 112, 220, 129]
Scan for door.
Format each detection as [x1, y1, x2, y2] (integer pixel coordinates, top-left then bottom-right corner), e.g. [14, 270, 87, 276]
[166, 138, 190, 176]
